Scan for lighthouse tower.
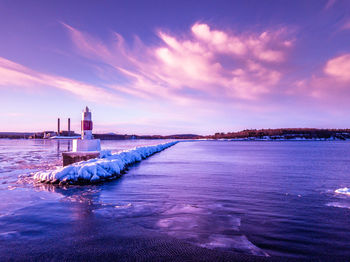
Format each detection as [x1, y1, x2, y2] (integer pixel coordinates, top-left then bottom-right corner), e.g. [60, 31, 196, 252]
[72, 106, 101, 152]
[81, 106, 93, 139]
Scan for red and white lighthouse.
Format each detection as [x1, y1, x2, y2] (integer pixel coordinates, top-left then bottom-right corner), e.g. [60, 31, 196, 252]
[72, 106, 101, 152]
[81, 106, 93, 140]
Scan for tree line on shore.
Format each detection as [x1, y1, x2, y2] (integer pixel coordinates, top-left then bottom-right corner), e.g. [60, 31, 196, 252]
[207, 128, 350, 140]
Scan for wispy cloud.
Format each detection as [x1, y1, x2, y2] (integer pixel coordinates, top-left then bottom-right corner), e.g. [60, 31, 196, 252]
[324, 0, 337, 10]
[0, 57, 122, 104]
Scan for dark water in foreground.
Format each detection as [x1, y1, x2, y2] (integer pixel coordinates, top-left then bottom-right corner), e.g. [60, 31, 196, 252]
[1, 139, 350, 260]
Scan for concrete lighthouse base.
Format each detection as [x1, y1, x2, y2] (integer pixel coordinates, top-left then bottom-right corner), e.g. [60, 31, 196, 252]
[72, 139, 101, 152]
[61, 139, 102, 166]
[62, 151, 100, 166]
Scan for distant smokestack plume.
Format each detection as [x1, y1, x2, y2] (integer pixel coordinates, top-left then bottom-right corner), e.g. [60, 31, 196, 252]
[57, 118, 60, 134]
[68, 118, 71, 133]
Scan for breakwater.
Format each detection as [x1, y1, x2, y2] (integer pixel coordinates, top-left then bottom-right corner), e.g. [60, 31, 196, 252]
[33, 141, 178, 185]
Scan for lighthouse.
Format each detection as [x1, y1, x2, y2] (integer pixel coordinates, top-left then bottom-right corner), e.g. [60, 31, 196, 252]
[81, 106, 93, 139]
[72, 106, 101, 152]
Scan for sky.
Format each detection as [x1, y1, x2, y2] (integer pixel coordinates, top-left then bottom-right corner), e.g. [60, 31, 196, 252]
[1, 0, 350, 135]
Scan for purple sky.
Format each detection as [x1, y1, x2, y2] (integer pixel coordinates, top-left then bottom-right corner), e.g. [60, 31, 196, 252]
[1, 0, 350, 135]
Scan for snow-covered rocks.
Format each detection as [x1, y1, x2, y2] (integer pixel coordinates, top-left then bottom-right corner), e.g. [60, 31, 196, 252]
[33, 141, 178, 185]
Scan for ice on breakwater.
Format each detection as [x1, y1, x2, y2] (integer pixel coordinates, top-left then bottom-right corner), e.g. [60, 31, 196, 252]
[33, 141, 178, 185]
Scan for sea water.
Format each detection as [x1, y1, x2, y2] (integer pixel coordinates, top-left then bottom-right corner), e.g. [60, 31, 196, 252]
[1, 139, 350, 259]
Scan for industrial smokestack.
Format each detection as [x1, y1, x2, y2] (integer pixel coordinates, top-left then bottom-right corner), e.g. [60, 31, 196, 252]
[57, 118, 60, 135]
[68, 118, 71, 133]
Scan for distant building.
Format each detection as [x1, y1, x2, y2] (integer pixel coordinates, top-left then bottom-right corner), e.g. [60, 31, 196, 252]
[54, 117, 76, 137]
[58, 130, 75, 137]
[31, 118, 77, 139]
[43, 131, 56, 139]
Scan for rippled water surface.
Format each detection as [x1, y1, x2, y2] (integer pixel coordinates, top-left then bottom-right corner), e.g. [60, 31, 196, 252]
[1, 139, 350, 259]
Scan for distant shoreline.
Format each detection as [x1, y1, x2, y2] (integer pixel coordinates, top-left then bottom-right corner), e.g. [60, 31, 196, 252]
[1, 128, 350, 140]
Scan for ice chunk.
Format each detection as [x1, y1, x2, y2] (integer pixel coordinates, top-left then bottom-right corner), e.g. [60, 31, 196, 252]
[33, 141, 178, 185]
[200, 235, 269, 256]
[335, 187, 350, 196]
[326, 202, 350, 209]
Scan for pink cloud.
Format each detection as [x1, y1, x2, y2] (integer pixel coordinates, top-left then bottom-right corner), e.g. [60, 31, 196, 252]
[0, 57, 42, 88]
[191, 23, 290, 62]
[63, 22, 293, 103]
[292, 53, 350, 106]
[0, 57, 122, 104]
[191, 23, 247, 55]
[324, 54, 350, 81]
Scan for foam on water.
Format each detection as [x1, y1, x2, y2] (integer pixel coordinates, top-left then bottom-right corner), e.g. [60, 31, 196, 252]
[33, 141, 178, 184]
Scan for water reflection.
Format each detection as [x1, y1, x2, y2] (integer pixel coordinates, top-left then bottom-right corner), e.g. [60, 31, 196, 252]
[57, 140, 60, 154]
[55, 139, 72, 156]
[35, 183, 101, 206]
[34, 183, 103, 236]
